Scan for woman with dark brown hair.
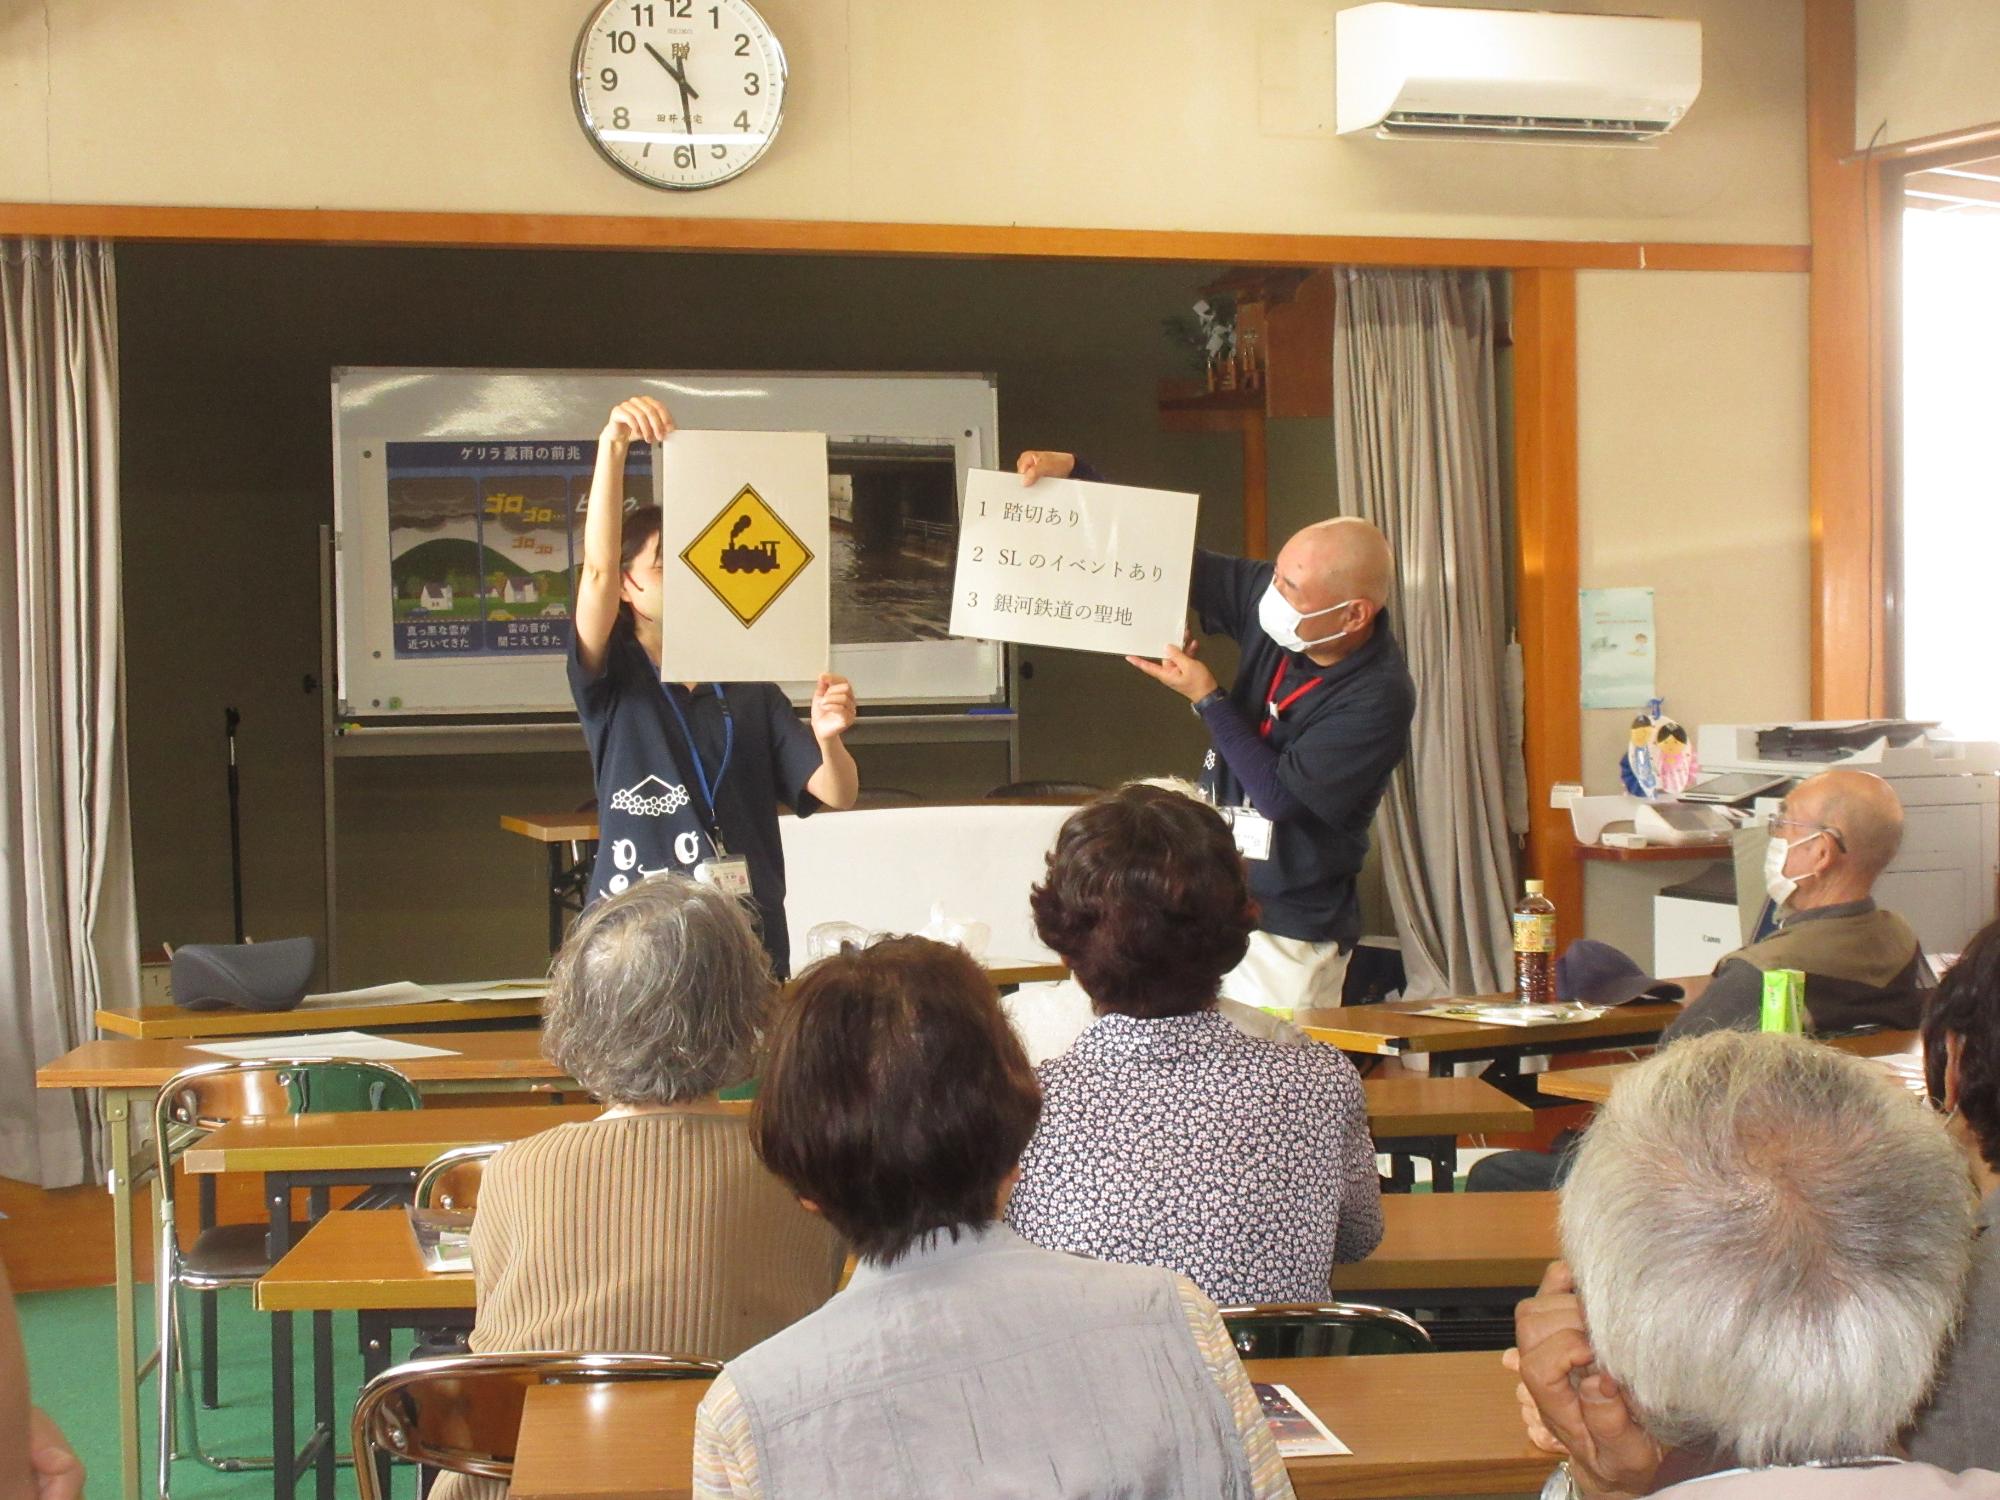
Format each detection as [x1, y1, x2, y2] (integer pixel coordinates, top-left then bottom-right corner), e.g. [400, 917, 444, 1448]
[690, 936, 1294, 1500]
[1004, 783, 1382, 1304]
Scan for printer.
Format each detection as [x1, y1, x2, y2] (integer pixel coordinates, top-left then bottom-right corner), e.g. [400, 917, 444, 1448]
[1654, 721, 2000, 974]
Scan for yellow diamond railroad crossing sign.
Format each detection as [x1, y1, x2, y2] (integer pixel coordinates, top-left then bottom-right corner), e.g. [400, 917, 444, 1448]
[679, 484, 815, 628]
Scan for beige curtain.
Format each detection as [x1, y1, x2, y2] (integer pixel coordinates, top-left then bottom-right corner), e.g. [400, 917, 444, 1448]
[1332, 268, 1516, 1000]
[1, 239, 135, 1186]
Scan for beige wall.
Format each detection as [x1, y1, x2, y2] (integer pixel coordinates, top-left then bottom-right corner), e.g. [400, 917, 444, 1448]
[1856, 0, 2000, 150]
[1574, 269, 1812, 958]
[2, 0, 1805, 243]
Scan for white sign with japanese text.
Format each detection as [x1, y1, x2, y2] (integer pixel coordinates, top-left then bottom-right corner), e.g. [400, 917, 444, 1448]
[655, 430, 831, 683]
[949, 470, 1199, 658]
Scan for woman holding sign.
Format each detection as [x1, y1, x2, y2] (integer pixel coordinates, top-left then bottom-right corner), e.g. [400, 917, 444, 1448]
[573, 395, 860, 977]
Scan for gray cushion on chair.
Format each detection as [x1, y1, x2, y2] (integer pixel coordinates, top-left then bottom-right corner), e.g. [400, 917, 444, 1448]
[170, 938, 316, 1012]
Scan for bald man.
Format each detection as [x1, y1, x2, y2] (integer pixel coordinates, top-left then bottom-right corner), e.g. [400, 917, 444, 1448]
[1019, 450, 1416, 1011]
[1467, 769, 1930, 1192]
[1659, 768, 1929, 1040]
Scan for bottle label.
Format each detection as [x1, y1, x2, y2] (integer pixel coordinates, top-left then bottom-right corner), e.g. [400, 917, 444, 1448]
[1513, 913, 1555, 954]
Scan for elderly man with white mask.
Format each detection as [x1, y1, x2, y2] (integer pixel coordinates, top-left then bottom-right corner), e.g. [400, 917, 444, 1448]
[1658, 767, 1927, 1040]
[1019, 449, 1416, 1013]
[1513, 1029, 1997, 1499]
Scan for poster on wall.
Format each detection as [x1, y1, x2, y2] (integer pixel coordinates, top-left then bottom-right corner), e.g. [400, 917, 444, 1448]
[334, 368, 1004, 715]
[1579, 586, 1657, 708]
[385, 441, 654, 659]
[949, 469, 1199, 658]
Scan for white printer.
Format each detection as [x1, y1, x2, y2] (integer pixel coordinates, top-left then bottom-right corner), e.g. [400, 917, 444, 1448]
[1654, 721, 2000, 973]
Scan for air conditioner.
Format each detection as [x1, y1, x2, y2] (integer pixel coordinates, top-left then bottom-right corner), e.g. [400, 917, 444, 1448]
[1335, 3, 1702, 144]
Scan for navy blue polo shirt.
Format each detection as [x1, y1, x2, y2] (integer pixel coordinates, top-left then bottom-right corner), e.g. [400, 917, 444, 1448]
[1191, 550, 1415, 949]
[569, 624, 824, 976]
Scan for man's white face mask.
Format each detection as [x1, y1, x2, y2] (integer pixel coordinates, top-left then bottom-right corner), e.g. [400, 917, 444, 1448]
[1257, 582, 1361, 654]
[1762, 826, 1829, 910]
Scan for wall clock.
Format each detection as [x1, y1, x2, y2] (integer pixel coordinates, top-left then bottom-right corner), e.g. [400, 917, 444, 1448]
[573, 0, 787, 190]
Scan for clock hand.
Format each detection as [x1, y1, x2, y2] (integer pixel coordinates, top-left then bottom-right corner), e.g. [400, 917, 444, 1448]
[642, 40, 701, 135]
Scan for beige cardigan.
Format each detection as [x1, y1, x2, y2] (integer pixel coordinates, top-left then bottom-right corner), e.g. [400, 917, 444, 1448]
[433, 1107, 844, 1500]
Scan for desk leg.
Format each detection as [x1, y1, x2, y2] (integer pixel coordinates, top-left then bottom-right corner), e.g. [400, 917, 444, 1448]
[198, 1174, 219, 1409]
[107, 1091, 143, 1500]
[546, 843, 566, 953]
[269, 1173, 296, 1500]
[308, 1188, 335, 1500]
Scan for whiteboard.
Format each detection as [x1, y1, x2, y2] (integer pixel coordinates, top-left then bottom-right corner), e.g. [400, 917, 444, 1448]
[332, 367, 1004, 715]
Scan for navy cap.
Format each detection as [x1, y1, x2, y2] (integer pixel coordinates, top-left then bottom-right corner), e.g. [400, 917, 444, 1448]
[1556, 939, 1687, 1007]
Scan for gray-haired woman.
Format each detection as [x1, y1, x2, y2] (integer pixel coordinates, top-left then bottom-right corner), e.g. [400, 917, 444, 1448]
[436, 876, 844, 1500]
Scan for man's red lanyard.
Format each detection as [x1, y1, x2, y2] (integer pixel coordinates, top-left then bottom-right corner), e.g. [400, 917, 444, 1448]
[1261, 659, 1324, 739]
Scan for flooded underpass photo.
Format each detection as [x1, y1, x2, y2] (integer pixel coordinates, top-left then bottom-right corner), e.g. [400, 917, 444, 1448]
[827, 440, 959, 644]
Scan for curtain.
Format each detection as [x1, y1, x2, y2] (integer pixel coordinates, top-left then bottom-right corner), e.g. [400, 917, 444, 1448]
[0, 239, 135, 1186]
[1331, 268, 1516, 1000]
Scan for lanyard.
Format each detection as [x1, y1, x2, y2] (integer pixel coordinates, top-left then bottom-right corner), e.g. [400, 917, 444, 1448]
[662, 684, 734, 841]
[1260, 658, 1325, 740]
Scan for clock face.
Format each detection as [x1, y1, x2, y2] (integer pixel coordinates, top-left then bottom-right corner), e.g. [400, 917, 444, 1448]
[573, 0, 787, 191]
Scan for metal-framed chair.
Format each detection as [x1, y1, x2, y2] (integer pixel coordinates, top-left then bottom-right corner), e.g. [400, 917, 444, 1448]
[1219, 1301, 1433, 1359]
[414, 1142, 506, 1213]
[350, 1350, 723, 1500]
[152, 1057, 421, 1498]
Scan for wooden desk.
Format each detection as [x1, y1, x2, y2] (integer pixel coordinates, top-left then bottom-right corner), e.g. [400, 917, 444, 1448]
[1538, 1029, 1924, 1107]
[1329, 1191, 1556, 1306]
[1361, 1075, 1531, 1139]
[257, 1209, 470, 1314]
[182, 1102, 602, 1175]
[1537, 1065, 1623, 1104]
[38, 1028, 569, 1091]
[505, 1349, 1546, 1500]
[1297, 985, 1701, 1078]
[502, 812, 600, 951]
[1361, 1075, 1533, 1193]
[94, 997, 541, 1041]
[35, 1028, 568, 1500]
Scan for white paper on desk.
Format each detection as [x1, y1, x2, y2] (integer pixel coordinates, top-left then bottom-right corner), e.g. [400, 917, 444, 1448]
[191, 1030, 460, 1061]
[1414, 1002, 1607, 1028]
[431, 979, 550, 1003]
[296, 982, 441, 1009]
[1256, 1383, 1350, 1459]
[949, 471, 1198, 658]
[1871, 1049, 1928, 1095]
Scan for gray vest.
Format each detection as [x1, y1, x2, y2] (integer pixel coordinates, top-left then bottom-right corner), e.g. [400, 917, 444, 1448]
[724, 1224, 1256, 1499]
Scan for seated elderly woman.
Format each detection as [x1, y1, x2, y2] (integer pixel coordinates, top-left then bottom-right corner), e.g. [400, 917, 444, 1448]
[1909, 913, 2000, 1470]
[438, 877, 844, 1500]
[1001, 783, 1381, 1305]
[692, 936, 1294, 1500]
[1511, 1029, 1995, 1499]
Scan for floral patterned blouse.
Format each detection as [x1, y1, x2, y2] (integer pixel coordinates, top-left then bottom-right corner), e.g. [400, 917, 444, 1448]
[1005, 1008, 1383, 1305]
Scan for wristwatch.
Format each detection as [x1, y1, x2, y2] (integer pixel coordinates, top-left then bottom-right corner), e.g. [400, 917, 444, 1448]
[1541, 1462, 1580, 1500]
[1191, 689, 1226, 715]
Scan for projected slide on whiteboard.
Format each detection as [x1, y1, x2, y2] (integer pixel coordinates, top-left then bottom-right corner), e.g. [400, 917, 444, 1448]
[333, 367, 1003, 715]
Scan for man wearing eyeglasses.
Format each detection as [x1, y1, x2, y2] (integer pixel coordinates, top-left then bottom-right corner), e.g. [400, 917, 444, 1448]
[1659, 767, 1929, 1040]
[1468, 769, 1929, 1195]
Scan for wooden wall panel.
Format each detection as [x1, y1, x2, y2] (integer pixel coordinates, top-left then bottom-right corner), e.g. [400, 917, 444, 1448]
[1511, 270, 1585, 947]
[1806, 0, 1889, 717]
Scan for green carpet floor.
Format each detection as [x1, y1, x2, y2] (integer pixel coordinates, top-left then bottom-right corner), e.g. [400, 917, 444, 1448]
[19, 1282, 386, 1500]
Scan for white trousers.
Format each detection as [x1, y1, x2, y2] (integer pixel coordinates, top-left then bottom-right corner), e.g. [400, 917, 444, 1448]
[1218, 930, 1351, 1014]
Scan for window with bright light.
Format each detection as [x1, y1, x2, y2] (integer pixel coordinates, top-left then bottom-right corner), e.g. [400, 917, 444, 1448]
[1901, 208, 2000, 741]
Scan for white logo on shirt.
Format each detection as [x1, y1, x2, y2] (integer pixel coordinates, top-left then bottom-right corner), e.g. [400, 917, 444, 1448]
[609, 774, 691, 818]
[1203, 749, 1217, 772]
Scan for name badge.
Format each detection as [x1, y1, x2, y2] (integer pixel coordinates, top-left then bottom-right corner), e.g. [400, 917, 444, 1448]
[1219, 805, 1274, 861]
[694, 856, 753, 896]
